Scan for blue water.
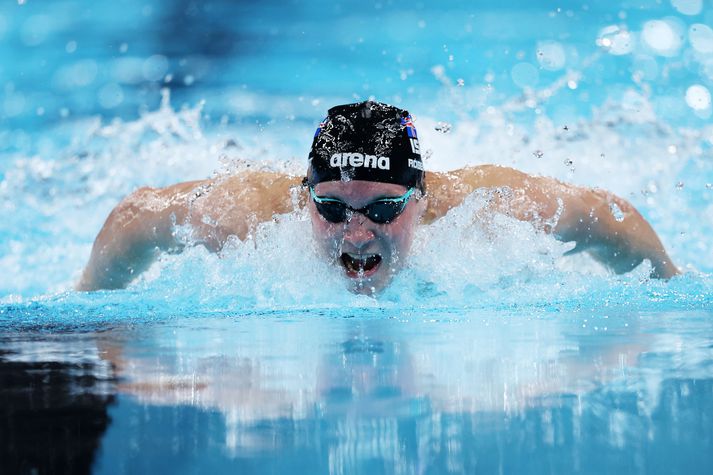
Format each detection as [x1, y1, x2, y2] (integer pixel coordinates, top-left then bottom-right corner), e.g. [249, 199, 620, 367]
[1, 0, 712, 473]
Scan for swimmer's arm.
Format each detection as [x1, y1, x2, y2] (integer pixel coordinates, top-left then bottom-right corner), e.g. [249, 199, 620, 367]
[480, 167, 679, 279]
[548, 184, 679, 279]
[437, 165, 679, 279]
[76, 182, 200, 291]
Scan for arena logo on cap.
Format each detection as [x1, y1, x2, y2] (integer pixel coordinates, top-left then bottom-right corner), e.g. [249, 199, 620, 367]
[330, 153, 390, 170]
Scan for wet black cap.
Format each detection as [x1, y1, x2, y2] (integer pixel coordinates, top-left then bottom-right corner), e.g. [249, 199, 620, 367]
[307, 101, 425, 191]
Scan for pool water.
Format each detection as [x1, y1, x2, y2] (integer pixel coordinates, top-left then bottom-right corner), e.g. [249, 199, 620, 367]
[1, 0, 713, 473]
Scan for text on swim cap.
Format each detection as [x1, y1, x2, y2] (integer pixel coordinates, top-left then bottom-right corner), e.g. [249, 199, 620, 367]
[330, 153, 390, 170]
[408, 158, 424, 171]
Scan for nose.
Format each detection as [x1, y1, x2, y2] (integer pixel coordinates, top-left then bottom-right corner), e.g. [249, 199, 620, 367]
[342, 214, 375, 248]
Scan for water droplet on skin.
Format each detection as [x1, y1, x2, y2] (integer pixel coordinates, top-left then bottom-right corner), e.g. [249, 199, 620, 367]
[609, 202, 625, 222]
[533, 150, 544, 158]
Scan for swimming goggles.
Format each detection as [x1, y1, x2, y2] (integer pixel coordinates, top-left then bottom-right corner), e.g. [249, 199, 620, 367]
[309, 187, 415, 224]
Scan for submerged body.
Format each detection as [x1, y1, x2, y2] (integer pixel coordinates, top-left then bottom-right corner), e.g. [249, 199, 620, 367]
[77, 164, 678, 292]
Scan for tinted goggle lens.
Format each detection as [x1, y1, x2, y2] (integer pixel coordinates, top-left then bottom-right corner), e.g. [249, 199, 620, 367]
[314, 201, 349, 223]
[310, 188, 414, 224]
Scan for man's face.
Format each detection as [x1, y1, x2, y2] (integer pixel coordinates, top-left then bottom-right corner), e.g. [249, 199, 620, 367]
[308, 180, 425, 294]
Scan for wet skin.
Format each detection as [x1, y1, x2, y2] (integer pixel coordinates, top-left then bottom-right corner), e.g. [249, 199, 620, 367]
[77, 166, 679, 292]
[308, 180, 426, 294]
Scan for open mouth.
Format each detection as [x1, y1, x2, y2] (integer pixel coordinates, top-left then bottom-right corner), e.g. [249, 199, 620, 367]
[340, 253, 382, 278]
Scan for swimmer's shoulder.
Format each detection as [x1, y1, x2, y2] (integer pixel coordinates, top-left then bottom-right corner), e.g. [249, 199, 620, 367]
[426, 164, 529, 189]
[133, 170, 303, 216]
[423, 165, 523, 222]
[208, 170, 304, 213]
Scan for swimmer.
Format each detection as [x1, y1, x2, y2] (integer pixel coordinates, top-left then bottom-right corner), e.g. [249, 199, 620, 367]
[77, 101, 679, 293]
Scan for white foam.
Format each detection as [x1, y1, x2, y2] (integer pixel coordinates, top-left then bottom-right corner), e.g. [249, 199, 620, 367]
[1, 82, 711, 302]
[597, 25, 635, 56]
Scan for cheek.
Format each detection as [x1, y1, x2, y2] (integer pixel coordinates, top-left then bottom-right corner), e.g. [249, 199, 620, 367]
[309, 207, 343, 248]
[388, 211, 420, 253]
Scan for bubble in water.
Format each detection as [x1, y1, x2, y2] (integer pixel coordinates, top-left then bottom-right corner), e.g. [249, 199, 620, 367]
[676, 181, 684, 190]
[457, 78, 464, 86]
[3, 91, 25, 117]
[533, 150, 544, 158]
[671, 0, 702, 16]
[21, 14, 51, 46]
[641, 20, 682, 56]
[511, 62, 539, 89]
[563, 158, 573, 166]
[685, 85, 711, 111]
[689, 24, 713, 54]
[706, 183, 712, 190]
[434, 122, 452, 134]
[609, 202, 625, 222]
[536, 41, 566, 70]
[98, 83, 124, 109]
[142, 54, 169, 82]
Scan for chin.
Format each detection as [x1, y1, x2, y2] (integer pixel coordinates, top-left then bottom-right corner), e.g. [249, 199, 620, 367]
[345, 271, 393, 295]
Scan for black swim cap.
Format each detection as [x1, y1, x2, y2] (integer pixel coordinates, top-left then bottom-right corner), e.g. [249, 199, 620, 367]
[307, 101, 425, 191]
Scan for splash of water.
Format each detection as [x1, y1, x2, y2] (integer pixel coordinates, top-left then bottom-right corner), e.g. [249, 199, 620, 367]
[0, 87, 711, 306]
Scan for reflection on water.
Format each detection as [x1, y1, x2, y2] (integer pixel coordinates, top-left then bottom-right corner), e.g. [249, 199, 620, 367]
[2, 309, 712, 474]
[0, 335, 116, 474]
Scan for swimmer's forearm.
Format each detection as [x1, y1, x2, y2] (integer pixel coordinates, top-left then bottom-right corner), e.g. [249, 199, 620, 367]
[77, 229, 176, 291]
[555, 193, 679, 279]
[77, 188, 184, 291]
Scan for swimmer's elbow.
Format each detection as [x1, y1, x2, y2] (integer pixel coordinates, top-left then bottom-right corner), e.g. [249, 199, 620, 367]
[78, 186, 177, 292]
[76, 270, 131, 292]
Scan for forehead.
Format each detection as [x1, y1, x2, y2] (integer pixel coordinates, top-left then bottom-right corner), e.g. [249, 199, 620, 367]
[313, 180, 408, 203]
